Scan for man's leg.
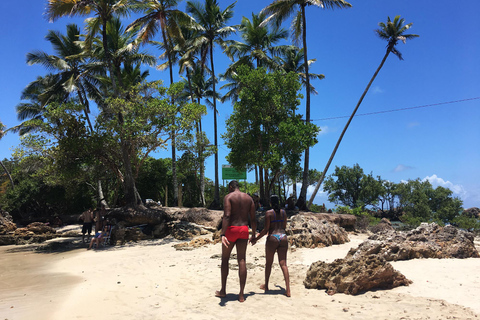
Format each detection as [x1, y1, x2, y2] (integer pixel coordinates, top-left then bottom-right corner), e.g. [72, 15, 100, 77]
[235, 239, 248, 302]
[216, 240, 235, 298]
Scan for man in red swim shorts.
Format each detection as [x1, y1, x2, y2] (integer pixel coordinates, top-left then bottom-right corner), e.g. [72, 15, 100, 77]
[215, 180, 256, 302]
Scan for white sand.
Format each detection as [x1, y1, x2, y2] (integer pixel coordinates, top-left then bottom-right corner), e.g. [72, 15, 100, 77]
[1, 233, 479, 320]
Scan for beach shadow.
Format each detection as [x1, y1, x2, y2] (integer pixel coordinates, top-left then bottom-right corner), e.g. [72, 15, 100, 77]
[217, 292, 256, 306]
[261, 285, 288, 296]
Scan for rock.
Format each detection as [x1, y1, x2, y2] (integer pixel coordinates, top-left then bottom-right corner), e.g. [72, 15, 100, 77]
[168, 221, 213, 240]
[173, 237, 215, 251]
[163, 207, 223, 229]
[369, 218, 395, 234]
[463, 207, 480, 219]
[0, 209, 16, 235]
[287, 213, 350, 248]
[304, 255, 412, 295]
[347, 222, 480, 261]
[25, 222, 56, 234]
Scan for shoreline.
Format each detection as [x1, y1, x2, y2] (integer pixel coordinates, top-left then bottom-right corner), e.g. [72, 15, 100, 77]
[1, 233, 479, 320]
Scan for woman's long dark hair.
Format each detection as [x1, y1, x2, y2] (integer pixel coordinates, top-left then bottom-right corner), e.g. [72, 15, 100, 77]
[270, 195, 280, 214]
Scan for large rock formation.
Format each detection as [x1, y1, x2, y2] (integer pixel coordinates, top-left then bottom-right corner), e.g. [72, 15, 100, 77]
[287, 213, 350, 248]
[463, 207, 480, 219]
[0, 209, 16, 235]
[304, 255, 412, 295]
[347, 222, 480, 261]
[369, 218, 395, 234]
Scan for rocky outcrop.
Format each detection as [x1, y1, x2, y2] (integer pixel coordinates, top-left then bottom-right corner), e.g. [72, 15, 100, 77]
[0, 209, 16, 235]
[463, 207, 480, 219]
[173, 237, 216, 251]
[369, 218, 395, 234]
[304, 255, 412, 295]
[167, 221, 216, 240]
[287, 213, 350, 248]
[347, 222, 480, 261]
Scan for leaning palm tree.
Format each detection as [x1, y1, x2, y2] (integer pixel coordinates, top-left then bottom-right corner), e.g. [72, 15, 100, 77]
[261, 0, 352, 203]
[0, 120, 14, 190]
[307, 15, 419, 207]
[186, 0, 236, 208]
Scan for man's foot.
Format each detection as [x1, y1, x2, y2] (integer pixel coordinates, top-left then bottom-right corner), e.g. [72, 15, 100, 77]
[260, 284, 268, 291]
[238, 293, 245, 303]
[215, 290, 226, 298]
[285, 288, 291, 297]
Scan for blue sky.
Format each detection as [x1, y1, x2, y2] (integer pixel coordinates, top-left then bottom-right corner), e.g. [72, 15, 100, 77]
[0, 0, 479, 208]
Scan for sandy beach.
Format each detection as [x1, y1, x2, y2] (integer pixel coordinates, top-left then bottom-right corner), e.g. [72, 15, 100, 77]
[1, 232, 479, 320]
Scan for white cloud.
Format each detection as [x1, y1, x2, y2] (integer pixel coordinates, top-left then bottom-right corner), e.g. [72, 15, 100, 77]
[422, 174, 467, 198]
[393, 164, 414, 172]
[371, 86, 384, 94]
[317, 125, 331, 136]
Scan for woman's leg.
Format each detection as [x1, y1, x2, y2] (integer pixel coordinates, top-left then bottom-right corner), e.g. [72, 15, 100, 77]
[277, 237, 290, 297]
[261, 236, 278, 291]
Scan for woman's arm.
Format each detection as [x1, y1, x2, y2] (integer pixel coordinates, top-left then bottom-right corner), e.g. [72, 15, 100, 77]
[255, 210, 272, 241]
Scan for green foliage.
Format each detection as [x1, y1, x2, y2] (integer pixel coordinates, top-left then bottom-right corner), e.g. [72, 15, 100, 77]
[452, 215, 480, 231]
[223, 66, 319, 201]
[323, 164, 383, 209]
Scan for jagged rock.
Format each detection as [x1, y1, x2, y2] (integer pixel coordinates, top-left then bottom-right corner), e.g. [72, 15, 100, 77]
[25, 222, 57, 234]
[347, 222, 480, 261]
[463, 207, 480, 219]
[168, 221, 213, 240]
[369, 218, 395, 234]
[106, 206, 168, 226]
[304, 255, 412, 295]
[163, 207, 223, 229]
[0, 209, 16, 235]
[287, 213, 350, 248]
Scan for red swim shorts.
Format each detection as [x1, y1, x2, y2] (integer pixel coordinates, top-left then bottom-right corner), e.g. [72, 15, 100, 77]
[225, 225, 249, 243]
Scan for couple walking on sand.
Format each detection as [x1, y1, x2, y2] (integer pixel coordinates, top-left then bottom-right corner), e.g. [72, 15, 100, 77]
[215, 180, 291, 302]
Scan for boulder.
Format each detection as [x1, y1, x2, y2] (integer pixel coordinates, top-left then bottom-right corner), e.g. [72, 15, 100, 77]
[347, 222, 480, 261]
[463, 207, 480, 219]
[167, 221, 215, 240]
[162, 207, 223, 229]
[304, 255, 412, 295]
[25, 222, 57, 234]
[173, 237, 215, 251]
[369, 218, 395, 234]
[0, 209, 16, 235]
[287, 213, 350, 248]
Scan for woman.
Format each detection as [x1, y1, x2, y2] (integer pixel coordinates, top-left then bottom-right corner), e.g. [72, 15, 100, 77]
[253, 195, 291, 297]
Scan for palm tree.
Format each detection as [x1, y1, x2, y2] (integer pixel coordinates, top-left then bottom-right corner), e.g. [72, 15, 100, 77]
[45, 0, 133, 94]
[0, 120, 14, 190]
[224, 12, 288, 70]
[307, 15, 419, 207]
[275, 45, 324, 95]
[261, 0, 352, 204]
[24, 24, 101, 132]
[220, 12, 289, 104]
[186, 0, 236, 208]
[127, 0, 194, 206]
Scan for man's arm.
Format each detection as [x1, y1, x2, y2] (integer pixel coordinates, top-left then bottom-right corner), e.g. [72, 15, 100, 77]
[221, 195, 231, 247]
[249, 199, 256, 241]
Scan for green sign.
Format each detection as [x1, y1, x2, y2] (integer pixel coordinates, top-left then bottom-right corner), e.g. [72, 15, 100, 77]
[222, 165, 246, 180]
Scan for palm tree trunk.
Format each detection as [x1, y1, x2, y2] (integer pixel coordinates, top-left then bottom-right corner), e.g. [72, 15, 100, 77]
[210, 42, 220, 208]
[0, 160, 14, 189]
[307, 49, 391, 207]
[300, 4, 311, 203]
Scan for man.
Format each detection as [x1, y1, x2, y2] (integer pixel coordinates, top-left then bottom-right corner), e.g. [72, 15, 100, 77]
[215, 180, 256, 302]
[79, 209, 94, 243]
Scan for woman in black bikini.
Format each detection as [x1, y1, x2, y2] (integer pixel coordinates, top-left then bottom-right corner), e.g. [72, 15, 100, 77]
[252, 195, 291, 297]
